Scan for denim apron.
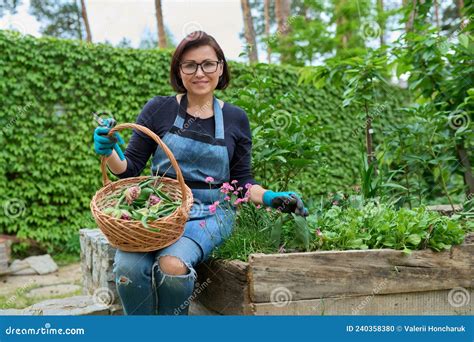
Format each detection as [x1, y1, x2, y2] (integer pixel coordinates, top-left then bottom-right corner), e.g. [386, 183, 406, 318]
[151, 94, 236, 260]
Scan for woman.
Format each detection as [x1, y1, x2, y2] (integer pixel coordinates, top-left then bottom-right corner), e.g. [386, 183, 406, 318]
[93, 31, 308, 316]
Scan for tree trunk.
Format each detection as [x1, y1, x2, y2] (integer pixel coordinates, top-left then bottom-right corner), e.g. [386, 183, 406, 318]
[241, 0, 259, 63]
[334, 0, 351, 52]
[365, 101, 376, 174]
[458, 0, 464, 19]
[275, 0, 292, 63]
[455, 141, 474, 196]
[80, 0, 92, 42]
[434, 0, 440, 30]
[264, 0, 271, 64]
[377, 0, 385, 46]
[155, 0, 167, 48]
[405, 0, 417, 32]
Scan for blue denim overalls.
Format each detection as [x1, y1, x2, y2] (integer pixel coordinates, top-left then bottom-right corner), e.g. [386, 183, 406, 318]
[113, 94, 236, 315]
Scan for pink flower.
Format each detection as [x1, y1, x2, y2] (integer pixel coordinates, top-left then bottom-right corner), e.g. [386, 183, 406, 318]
[120, 213, 131, 220]
[231, 180, 238, 184]
[316, 228, 323, 237]
[224, 196, 231, 201]
[221, 182, 234, 191]
[149, 195, 161, 206]
[124, 186, 141, 205]
[256, 204, 261, 209]
[233, 191, 239, 195]
[241, 197, 249, 203]
[245, 183, 253, 189]
[208, 201, 220, 214]
[199, 220, 206, 228]
[205, 176, 214, 183]
[220, 188, 229, 194]
[233, 198, 243, 206]
[332, 200, 339, 206]
[237, 187, 243, 191]
[244, 190, 251, 198]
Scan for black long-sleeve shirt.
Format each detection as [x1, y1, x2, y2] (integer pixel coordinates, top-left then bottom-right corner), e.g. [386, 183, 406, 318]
[112, 95, 258, 190]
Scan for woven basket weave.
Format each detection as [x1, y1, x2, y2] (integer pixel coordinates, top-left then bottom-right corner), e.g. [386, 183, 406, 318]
[90, 123, 194, 252]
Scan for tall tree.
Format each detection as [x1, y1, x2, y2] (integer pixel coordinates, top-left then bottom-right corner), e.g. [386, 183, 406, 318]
[154, 0, 167, 48]
[274, 0, 293, 63]
[433, 0, 440, 30]
[377, 0, 385, 46]
[139, 25, 175, 49]
[264, 0, 271, 63]
[29, 0, 89, 40]
[241, 0, 259, 62]
[0, 0, 21, 17]
[80, 0, 92, 42]
[332, 0, 369, 57]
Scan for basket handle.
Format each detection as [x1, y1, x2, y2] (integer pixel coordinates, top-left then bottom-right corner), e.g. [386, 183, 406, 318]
[100, 123, 188, 205]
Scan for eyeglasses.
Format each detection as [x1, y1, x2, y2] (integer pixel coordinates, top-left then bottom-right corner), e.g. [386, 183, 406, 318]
[179, 60, 221, 75]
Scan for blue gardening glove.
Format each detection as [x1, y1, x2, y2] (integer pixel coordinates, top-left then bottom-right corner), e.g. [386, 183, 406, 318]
[263, 191, 309, 217]
[93, 126, 125, 161]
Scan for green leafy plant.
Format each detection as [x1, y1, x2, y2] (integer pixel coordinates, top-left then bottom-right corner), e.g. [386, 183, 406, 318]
[311, 201, 466, 254]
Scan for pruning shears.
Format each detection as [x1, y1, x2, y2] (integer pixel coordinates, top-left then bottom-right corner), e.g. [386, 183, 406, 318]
[93, 113, 125, 160]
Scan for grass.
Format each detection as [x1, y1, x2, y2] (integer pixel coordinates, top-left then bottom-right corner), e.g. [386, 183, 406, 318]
[0, 281, 83, 310]
[211, 204, 281, 261]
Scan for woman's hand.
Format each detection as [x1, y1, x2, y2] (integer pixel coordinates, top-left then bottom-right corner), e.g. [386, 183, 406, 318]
[262, 191, 309, 217]
[93, 125, 125, 161]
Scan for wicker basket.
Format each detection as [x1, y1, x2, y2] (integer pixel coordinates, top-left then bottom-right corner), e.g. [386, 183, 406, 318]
[90, 123, 194, 252]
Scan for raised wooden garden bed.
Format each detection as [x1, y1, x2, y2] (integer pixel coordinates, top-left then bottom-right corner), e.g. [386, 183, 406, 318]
[195, 233, 473, 315]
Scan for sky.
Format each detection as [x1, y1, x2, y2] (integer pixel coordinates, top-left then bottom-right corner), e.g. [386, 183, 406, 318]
[0, 0, 248, 61]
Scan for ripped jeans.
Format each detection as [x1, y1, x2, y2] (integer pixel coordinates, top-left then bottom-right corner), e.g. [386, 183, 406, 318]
[112, 236, 203, 315]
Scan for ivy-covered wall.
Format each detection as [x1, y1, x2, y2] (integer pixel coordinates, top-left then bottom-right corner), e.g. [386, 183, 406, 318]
[0, 31, 406, 254]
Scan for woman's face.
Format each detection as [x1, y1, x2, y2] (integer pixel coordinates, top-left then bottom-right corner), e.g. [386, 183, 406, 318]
[179, 45, 223, 96]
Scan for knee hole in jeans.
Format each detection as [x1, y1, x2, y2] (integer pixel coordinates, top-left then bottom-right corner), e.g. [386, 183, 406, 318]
[158, 255, 189, 276]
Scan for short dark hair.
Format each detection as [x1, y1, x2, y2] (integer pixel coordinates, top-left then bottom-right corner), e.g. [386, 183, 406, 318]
[170, 31, 230, 93]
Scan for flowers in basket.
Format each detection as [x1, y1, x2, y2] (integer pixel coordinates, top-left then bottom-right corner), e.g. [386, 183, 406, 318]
[103, 177, 181, 229]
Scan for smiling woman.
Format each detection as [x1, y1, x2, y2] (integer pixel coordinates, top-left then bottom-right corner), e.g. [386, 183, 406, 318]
[92, 30, 308, 316]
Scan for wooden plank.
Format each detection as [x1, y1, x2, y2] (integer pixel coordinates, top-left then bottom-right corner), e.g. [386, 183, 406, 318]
[195, 259, 252, 315]
[0, 238, 11, 275]
[248, 243, 474, 303]
[426, 204, 463, 214]
[251, 288, 473, 316]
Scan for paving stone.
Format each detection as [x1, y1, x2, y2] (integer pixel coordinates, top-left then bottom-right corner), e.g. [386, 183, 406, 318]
[27, 296, 111, 315]
[25, 284, 81, 298]
[25, 255, 58, 275]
